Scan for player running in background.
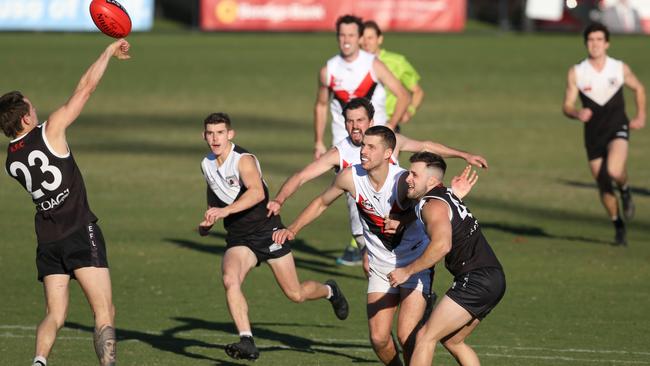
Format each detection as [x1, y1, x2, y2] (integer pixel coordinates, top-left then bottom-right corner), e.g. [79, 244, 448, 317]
[273, 127, 476, 365]
[268, 98, 487, 266]
[313, 14, 411, 265]
[388, 152, 505, 366]
[313, 15, 410, 159]
[361, 21, 424, 130]
[1, 39, 130, 366]
[563, 22, 646, 246]
[197, 113, 348, 361]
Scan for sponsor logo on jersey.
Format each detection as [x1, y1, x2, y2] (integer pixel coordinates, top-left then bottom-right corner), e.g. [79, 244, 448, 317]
[357, 195, 374, 212]
[225, 175, 239, 187]
[37, 188, 70, 212]
[609, 77, 618, 87]
[582, 85, 592, 93]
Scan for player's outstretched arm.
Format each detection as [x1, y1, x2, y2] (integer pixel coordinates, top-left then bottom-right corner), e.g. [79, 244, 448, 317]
[387, 200, 451, 287]
[45, 39, 130, 153]
[204, 155, 265, 225]
[273, 168, 353, 244]
[623, 63, 646, 130]
[563, 67, 592, 122]
[313, 66, 330, 159]
[397, 134, 488, 169]
[267, 147, 340, 216]
[450, 165, 478, 200]
[374, 58, 410, 129]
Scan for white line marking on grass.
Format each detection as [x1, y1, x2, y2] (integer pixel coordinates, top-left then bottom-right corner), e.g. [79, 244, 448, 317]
[2, 324, 650, 364]
[481, 353, 650, 364]
[474, 345, 650, 356]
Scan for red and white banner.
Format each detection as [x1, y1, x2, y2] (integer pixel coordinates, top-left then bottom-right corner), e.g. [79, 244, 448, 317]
[200, 0, 466, 32]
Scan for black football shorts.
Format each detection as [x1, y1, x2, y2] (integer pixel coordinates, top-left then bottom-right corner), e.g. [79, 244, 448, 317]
[585, 124, 629, 161]
[446, 267, 506, 320]
[226, 229, 291, 266]
[36, 222, 109, 281]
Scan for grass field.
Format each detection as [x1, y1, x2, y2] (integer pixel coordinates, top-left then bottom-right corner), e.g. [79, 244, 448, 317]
[0, 28, 649, 366]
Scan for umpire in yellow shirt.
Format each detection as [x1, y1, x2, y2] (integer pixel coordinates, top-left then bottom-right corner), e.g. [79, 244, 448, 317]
[361, 20, 424, 129]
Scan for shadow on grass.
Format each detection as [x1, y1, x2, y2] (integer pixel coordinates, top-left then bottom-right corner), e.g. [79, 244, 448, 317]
[481, 222, 613, 245]
[164, 236, 365, 281]
[558, 179, 650, 196]
[469, 195, 650, 234]
[65, 317, 373, 364]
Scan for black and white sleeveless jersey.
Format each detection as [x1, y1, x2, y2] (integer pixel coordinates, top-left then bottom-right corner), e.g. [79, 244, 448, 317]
[5, 123, 97, 244]
[416, 185, 501, 276]
[200, 143, 282, 243]
[574, 57, 630, 142]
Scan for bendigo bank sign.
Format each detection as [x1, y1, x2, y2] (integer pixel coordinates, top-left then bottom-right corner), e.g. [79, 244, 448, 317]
[200, 0, 466, 32]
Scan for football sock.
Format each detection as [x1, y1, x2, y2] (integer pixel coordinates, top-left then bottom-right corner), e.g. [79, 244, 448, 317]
[239, 331, 253, 338]
[32, 356, 46, 366]
[326, 284, 333, 299]
[612, 216, 624, 228]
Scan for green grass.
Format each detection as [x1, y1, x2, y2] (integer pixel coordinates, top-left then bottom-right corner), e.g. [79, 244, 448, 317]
[1, 30, 649, 365]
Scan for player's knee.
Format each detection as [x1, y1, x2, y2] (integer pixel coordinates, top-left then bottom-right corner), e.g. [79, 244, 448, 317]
[416, 326, 439, 345]
[607, 166, 624, 181]
[442, 338, 463, 353]
[285, 289, 305, 303]
[222, 273, 242, 291]
[369, 332, 392, 350]
[49, 311, 68, 329]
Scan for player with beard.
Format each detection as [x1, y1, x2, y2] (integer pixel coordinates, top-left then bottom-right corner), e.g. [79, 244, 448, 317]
[387, 152, 505, 366]
[313, 15, 412, 263]
[268, 98, 487, 266]
[272, 127, 477, 365]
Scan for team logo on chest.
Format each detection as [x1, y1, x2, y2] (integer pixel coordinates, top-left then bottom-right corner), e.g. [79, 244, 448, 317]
[357, 194, 375, 213]
[608, 77, 618, 87]
[225, 175, 239, 187]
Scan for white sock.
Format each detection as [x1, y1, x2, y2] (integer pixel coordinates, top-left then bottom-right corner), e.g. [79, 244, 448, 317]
[32, 356, 47, 366]
[326, 284, 333, 299]
[239, 331, 253, 338]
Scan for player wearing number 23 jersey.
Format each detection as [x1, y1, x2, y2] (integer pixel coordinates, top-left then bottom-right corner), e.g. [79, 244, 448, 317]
[1, 41, 129, 366]
[6, 122, 97, 244]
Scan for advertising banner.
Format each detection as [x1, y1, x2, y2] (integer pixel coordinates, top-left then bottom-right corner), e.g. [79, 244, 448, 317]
[200, 0, 465, 32]
[0, 0, 154, 32]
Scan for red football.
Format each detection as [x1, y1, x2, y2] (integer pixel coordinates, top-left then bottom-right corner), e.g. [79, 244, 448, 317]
[89, 0, 132, 38]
